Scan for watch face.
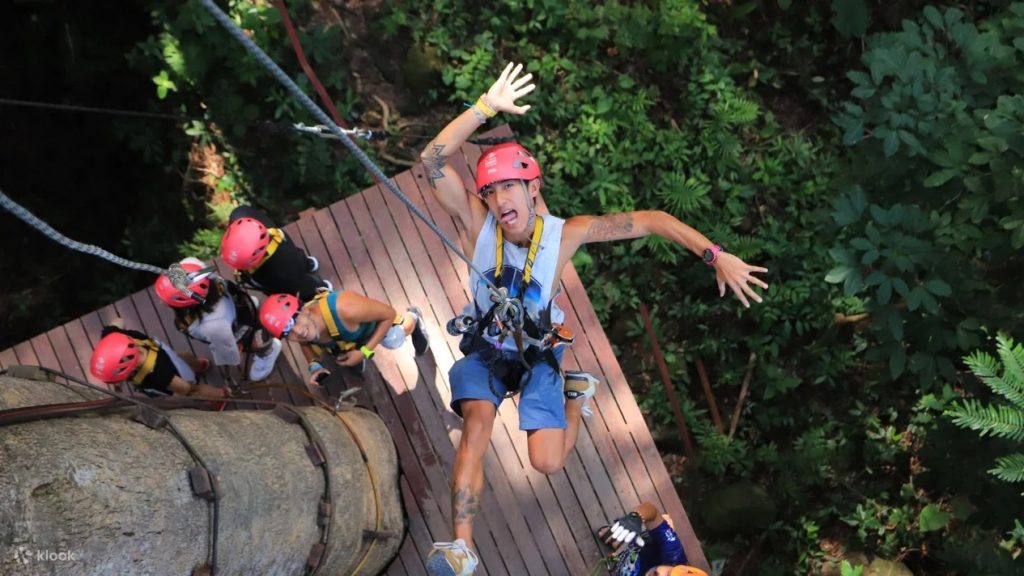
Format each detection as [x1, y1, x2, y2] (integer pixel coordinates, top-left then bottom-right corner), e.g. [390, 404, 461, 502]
[702, 248, 715, 263]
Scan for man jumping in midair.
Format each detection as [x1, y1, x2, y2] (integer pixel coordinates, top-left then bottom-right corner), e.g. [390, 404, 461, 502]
[420, 62, 768, 575]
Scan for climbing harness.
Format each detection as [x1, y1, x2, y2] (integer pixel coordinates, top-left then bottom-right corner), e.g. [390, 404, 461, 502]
[308, 291, 359, 353]
[128, 338, 162, 387]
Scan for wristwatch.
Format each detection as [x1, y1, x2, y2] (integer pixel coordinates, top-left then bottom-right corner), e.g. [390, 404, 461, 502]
[702, 244, 724, 266]
[359, 345, 375, 360]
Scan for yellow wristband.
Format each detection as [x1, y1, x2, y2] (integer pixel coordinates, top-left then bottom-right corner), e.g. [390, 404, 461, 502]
[475, 96, 497, 118]
[359, 345, 375, 359]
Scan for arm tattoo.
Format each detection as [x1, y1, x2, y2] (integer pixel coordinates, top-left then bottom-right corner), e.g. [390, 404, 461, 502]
[586, 213, 635, 242]
[423, 143, 447, 188]
[453, 486, 480, 526]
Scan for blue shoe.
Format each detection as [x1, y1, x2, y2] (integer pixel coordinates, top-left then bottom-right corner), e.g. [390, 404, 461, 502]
[426, 539, 478, 576]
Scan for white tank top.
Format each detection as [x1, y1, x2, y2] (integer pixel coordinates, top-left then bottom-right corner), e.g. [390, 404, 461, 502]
[468, 212, 565, 350]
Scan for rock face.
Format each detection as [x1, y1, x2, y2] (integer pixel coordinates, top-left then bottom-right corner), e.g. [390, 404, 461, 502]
[0, 373, 403, 575]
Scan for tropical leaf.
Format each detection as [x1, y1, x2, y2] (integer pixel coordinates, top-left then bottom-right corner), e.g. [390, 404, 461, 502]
[991, 453, 1024, 483]
[656, 172, 712, 216]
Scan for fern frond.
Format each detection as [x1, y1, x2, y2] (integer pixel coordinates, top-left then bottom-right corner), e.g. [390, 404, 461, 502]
[997, 333, 1024, 392]
[656, 172, 711, 216]
[730, 235, 761, 261]
[712, 97, 759, 126]
[966, 348, 1024, 409]
[950, 400, 1024, 442]
[991, 453, 1024, 483]
[965, 350, 1002, 381]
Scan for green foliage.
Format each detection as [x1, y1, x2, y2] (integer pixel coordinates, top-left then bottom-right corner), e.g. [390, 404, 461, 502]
[829, 4, 1024, 389]
[126, 0, 371, 230]
[950, 334, 1024, 483]
[832, 0, 871, 38]
[841, 560, 865, 576]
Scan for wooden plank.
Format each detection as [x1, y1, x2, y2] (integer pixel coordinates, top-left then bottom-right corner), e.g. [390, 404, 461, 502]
[341, 191, 524, 575]
[334, 197, 453, 509]
[365, 182, 537, 576]
[44, 326, 87, 381]
[385, 556, 408, 576]
[326, 196, 464, 530]
[562, 271, 664, 506]
[93, 304, 119, 332]
[0, 347, 19, 370]
[398, 476, 433, 576]
[64, 317, 107, 386]
[561, 265, 708, 569]
[393, 168, 594, 572]
[29, 333, 61, 372]
[12, 340, 39, 366]
[112, 296, 147, 337]
[556, 298, 644, 515]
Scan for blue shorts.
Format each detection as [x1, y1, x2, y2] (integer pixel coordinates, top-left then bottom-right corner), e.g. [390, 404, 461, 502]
[449, 347, 565, 431]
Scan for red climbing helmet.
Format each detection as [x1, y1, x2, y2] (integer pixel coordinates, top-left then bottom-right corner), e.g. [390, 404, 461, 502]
[90, 332, 142, 383]
[154, 257, 213, 308]
[260, 293, 302, 338]
[221, 217, 271, 270]
[474, 142, 542, 195]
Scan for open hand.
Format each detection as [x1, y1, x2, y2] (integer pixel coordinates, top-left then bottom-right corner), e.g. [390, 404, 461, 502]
[714, 252, 769, 308]
[484, 62, 535, 115]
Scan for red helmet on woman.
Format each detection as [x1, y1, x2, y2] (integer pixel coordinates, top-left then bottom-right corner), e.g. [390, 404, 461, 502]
[260, 293, 302, 338]
[474, 142, 542, 195]
[90, 332, 141, 383]
[154, 257, 213, 308]
[220, 217, 271, 270]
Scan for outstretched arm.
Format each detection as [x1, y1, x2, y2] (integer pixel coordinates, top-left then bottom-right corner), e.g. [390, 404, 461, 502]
[419, 62, 535, 238]
[563, 210, 769, 307]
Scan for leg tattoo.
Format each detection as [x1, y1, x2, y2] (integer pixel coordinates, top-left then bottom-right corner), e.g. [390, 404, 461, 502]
[453, 486, 480, 526]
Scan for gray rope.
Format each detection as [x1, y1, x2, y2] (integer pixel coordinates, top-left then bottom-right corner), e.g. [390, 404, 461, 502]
[0, 189, 169, 275]
[197, 0, 502, 297]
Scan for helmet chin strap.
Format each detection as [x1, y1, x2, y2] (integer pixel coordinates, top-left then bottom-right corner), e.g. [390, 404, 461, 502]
[521, 180, 536, 230]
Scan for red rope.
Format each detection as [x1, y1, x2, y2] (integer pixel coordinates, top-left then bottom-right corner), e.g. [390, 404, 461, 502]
[273, 0, 349, 130]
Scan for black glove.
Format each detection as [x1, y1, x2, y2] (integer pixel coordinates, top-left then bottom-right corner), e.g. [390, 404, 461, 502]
[609, 511, 645, 547]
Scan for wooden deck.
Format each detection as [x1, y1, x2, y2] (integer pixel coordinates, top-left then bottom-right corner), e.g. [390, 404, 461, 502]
[0, 125, 707, 575]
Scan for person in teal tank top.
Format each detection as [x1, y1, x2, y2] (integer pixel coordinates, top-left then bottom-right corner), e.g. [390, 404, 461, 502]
[258, 289, 430, 386]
